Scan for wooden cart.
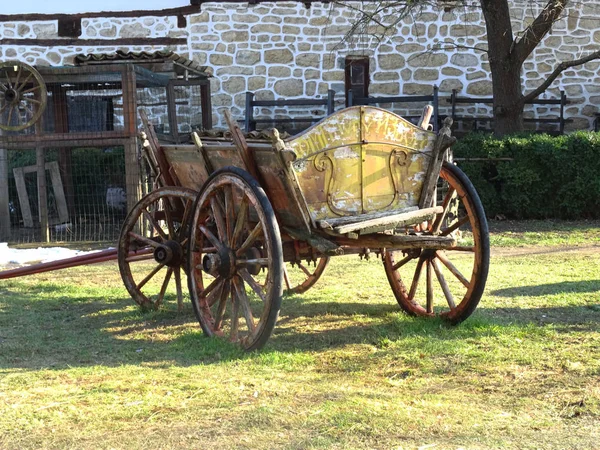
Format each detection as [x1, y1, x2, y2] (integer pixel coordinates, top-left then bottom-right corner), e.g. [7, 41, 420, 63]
[119, 106, 490, 350]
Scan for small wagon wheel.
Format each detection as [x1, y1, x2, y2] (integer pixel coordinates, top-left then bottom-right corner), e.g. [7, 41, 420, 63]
[383, 162, 490, 324]
[118, 187, 197, 311]
[187, 166, 284, 351]
[0, 61, 47, 132]
[282, 257, 329, 295]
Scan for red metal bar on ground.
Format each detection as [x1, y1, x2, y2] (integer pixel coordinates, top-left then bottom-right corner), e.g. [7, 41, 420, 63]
[0, 248, 122, 280]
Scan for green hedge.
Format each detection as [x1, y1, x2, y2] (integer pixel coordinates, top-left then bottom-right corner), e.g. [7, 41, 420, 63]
[453, 132, 600, 219]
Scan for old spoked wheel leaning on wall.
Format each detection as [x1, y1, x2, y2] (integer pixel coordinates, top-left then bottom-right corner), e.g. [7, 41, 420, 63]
[383, 162, 490, 324]
[0, 61, 47, 132]
[187, 167, 284, 351]
[118, 187, 197, 311]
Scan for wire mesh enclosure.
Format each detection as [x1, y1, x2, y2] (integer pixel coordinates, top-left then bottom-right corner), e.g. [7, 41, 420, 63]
[0, 52, 211, 245]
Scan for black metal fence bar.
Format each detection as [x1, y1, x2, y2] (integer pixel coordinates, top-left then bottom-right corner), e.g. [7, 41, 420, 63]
[244, 90, 335, 132]
[449, 89, 569, 134]
[347, 86, 440, 131]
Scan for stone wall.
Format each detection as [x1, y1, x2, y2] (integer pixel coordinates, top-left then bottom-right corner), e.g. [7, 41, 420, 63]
[1, 1, 599, 131]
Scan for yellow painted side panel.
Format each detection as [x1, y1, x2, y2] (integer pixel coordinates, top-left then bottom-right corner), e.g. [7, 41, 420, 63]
[288, 106, 436, 221]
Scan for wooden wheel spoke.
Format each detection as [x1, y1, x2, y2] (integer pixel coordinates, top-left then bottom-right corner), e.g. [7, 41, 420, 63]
[20, 103, 35, 119]
[0, 103, 8, 115]
[408, 255, 426, 300]
[4, 72, 12, 89]
[136, 263, 165, 291]
[441, 215, 470, 236]
[174, 267, 184, 311]
[237, 258, 269, 267]
[214, 280, 230, 331]
[236, 222, 263, 257]
[435, 250, 470, 288]
[206, 278, 225, 307]
[199, 224, 225, 252]
[6, 104, 14, 126]
[21, 96, 41, 105]
[201, 275, 223, 300]
[426, 260, 434, 313]
[156, 267, 174, 307]
[142, 208, 168, 240]
[230, 290, 240, 342]
[0, 82, 7, 92]
[210, 196, 228, 244]
[231, 196, 249, 248]
[233, 277, 256, 333]
[392, 253, 415, 271]
[128, 231, 161, 248]
[283, 265, 292, 290]
[21, 84, 41, 95]
[432, 186, 457, 234]
[224, 184, 235, 243]
[296, 262, 312, 277]
[16, 72, 33, 92]
[432, 258, 456, 310]
[12, 69, 21, 93]
[163, 198, 175, 238]
[239, 268, 267, 303]
[177, 198, 193, 240]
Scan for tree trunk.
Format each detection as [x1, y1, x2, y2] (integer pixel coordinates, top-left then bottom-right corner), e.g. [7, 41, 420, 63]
[480, 0, 525, 135]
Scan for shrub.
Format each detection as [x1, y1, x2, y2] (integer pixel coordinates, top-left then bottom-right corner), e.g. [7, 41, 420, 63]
[454, 132, 600, 219]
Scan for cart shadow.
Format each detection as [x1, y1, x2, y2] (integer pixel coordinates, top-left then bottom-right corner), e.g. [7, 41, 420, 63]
[491, 280, 600, 297]
[0, 282, 248, 371]
[1, 282, 598, 369]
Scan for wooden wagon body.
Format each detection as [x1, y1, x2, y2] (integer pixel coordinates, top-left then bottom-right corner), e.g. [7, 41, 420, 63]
[119, 106, 490, 350]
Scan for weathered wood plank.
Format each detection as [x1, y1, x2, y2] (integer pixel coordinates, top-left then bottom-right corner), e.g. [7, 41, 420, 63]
[318, 206, 419, 229]
[339, 206, 443, 236]
[13, 167, 33, 228]
[332, 233, 456, 250]
[47, 161, 69, 224]
[419, 117, 456, 209]
[224, 110, 260, 181]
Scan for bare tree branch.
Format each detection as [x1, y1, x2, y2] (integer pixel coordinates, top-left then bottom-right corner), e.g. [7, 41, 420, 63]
[512, 0, 569, 64]
[523, 50, 600, 103]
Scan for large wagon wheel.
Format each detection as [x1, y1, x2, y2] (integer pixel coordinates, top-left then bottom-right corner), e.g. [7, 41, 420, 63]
[0, 61, 47, 131]
[283, 257, 329, 295]
[187, 167, 284, 351]
[383, 162, 489, 324]
[119, 187, 197, 311]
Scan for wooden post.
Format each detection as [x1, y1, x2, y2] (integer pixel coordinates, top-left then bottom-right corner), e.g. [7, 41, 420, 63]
[34, 96, 49, 242]
[121, 64, 141, 215]
[51, 85, 75, 218]
[36, 145, 49, 242]
[166, 80, 180, 143]
[200, 82, 212, 131]
[0, 145, 9, 241]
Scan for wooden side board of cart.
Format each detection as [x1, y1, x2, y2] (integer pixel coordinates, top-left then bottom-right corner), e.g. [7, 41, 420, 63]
[119, 105, 490, 350]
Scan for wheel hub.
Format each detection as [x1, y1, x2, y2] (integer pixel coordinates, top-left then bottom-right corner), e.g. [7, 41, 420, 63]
[3, 89, 18, 103]
[202, 247, 235, 278]
[153, 240, 183, 267]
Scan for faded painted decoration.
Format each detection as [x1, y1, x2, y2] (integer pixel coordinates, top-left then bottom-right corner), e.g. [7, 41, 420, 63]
[289, 106, 435, 221]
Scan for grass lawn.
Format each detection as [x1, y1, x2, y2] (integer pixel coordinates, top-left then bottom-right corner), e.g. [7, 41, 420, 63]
[0, 220, 599, 449]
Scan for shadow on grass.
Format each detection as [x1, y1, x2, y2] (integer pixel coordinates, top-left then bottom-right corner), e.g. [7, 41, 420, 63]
[0, 280, 598, 370]
[491, 280, 600, 297]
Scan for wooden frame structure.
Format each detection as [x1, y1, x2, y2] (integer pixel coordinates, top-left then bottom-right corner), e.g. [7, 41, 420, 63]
[0, 55, 211, 242]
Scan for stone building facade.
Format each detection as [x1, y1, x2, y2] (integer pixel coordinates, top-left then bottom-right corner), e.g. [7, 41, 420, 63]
[1, 1, 599, 131]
